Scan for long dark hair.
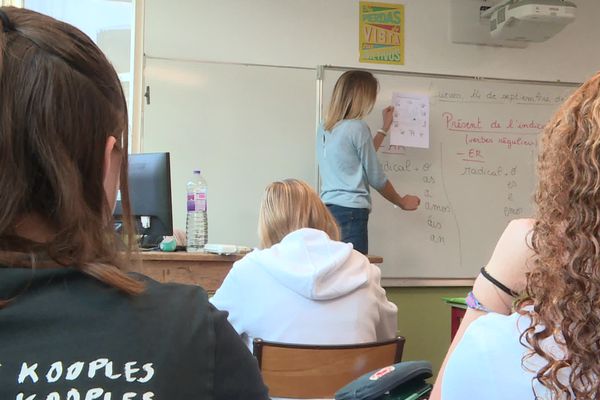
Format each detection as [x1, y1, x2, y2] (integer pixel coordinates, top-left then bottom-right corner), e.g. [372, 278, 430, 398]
[0, 7, 143, 300]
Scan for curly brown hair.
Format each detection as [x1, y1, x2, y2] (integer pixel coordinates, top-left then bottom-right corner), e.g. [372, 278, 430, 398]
[517, 71, 600, 399]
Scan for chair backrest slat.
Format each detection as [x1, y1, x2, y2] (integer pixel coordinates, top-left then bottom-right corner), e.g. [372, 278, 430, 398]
[253, 337, 405, 398]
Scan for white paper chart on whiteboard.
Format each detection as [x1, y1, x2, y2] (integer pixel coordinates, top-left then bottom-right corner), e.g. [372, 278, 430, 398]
[391, 92, 430, 149]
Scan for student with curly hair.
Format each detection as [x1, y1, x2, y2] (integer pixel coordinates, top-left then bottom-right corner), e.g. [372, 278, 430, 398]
[433, 71, 600, 400]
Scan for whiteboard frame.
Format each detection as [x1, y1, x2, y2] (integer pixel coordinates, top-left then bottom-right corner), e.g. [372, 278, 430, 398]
[317, 65, 580, 287]
[318, 65, 582, 88]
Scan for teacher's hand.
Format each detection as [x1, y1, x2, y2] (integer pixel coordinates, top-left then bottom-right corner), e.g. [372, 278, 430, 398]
[382, 105, 394, 132]
[398, 195, 420, 211]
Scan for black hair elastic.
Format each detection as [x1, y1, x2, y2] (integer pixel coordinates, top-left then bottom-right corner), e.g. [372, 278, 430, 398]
[0, 9, 15, 33]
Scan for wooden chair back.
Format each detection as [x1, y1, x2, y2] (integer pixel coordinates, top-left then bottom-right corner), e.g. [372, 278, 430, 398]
[253, 337, 405, 398]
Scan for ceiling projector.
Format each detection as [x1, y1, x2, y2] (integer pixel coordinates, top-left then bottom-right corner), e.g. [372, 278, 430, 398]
[483, 0, 576, 42]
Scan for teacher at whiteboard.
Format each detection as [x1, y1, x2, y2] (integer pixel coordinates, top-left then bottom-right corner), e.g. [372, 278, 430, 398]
[317, 70, 420, 255]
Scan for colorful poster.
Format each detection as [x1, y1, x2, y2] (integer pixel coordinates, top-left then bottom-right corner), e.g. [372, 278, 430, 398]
[359, 2, 405, 65]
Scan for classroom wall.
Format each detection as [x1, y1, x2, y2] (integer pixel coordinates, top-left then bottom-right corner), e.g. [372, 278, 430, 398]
[388, 286, 470, 378]
[145, 0, 600, 82]
[143, 0, 600, 379]
[144, 0, 600, 235]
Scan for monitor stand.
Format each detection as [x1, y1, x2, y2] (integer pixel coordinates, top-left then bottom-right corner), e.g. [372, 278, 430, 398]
[138, 234, 164, 250]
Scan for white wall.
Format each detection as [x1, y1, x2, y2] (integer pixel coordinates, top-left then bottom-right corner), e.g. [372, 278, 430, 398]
[142, 61, 316, 247]
[142, 0, 600, 243]
[145, 0, 600, 82]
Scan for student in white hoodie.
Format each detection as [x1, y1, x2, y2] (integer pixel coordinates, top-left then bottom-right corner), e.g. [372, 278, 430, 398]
[210, 179, 398, 351]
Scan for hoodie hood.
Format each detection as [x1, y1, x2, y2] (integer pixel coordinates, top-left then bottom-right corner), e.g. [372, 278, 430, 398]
[244, 228, 370, 300]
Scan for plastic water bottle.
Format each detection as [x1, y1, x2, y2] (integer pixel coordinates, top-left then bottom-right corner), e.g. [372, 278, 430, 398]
[186, 170, 208, 252]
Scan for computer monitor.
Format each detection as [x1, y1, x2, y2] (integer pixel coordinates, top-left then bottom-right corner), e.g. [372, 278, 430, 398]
[113, 152, 173, 248]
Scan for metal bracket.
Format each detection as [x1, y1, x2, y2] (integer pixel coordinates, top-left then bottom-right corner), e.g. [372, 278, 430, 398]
[144, 86, 151, 105]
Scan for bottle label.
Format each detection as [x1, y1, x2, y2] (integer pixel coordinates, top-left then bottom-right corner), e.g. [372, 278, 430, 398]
[187, 191, 207, 212]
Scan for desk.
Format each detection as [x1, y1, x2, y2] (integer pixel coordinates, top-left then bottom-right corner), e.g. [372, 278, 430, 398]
[131, 251, 383, 293]
[450, 306, 467, 341]
[443, 297, 468, 341]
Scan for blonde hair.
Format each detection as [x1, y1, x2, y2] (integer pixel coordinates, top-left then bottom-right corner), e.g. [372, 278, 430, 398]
[323, 70, 378, 131]
[258, 179, 340, 249]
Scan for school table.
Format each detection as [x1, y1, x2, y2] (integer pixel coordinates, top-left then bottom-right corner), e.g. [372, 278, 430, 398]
[130, 251, 383, 293]
[443, 297, 468, 340]
[450, 305, 467, 340]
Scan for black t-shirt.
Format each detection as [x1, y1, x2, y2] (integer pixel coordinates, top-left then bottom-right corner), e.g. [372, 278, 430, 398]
[0, 267, 269, 400]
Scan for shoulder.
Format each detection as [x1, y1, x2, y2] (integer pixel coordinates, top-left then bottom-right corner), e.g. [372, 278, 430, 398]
[455, 311, 530, 364]
[348, 119, 370, 133]
[343, 119, 369, 129]
[335, 119, 370, 136]
[495, 218, 535, 248]
[505, 218, 535, 239]
[454, 312, 527, 360]
[501, 218, 535, 251]
[443, 312, 530, 398]
[127, 273, 219, 329]
[133, 273, 210, 308]
[211, 251, 263, 295]
[347, 120, 372, 147]
[484, 218, 537, 285]
[362, 256, 383, 282]
[229, 250, 263, 275]
[469, 311, 526, 337]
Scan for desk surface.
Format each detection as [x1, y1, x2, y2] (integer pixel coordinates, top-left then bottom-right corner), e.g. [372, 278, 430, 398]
[136, 251, 383, 264]
[131, 251, 383, 292]
[136, 251, 244, 262]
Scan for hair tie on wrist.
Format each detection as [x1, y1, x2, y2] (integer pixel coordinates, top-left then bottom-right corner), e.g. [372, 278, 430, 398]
[377, 129, 388, 137]
[0, 10, 15, 33]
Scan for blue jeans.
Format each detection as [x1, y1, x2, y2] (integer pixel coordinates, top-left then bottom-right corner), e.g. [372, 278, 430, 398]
[326, 204, 369, 255]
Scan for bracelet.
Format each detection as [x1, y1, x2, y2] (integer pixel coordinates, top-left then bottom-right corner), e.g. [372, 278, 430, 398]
[377, 129, 388, 136]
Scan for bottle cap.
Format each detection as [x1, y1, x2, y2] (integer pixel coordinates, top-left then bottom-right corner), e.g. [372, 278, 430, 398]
[193, 169, 201, 174]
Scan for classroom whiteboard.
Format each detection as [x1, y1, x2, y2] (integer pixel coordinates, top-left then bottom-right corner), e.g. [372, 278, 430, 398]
[321, 67, 578, 280]
[142, 58, 317, 247]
